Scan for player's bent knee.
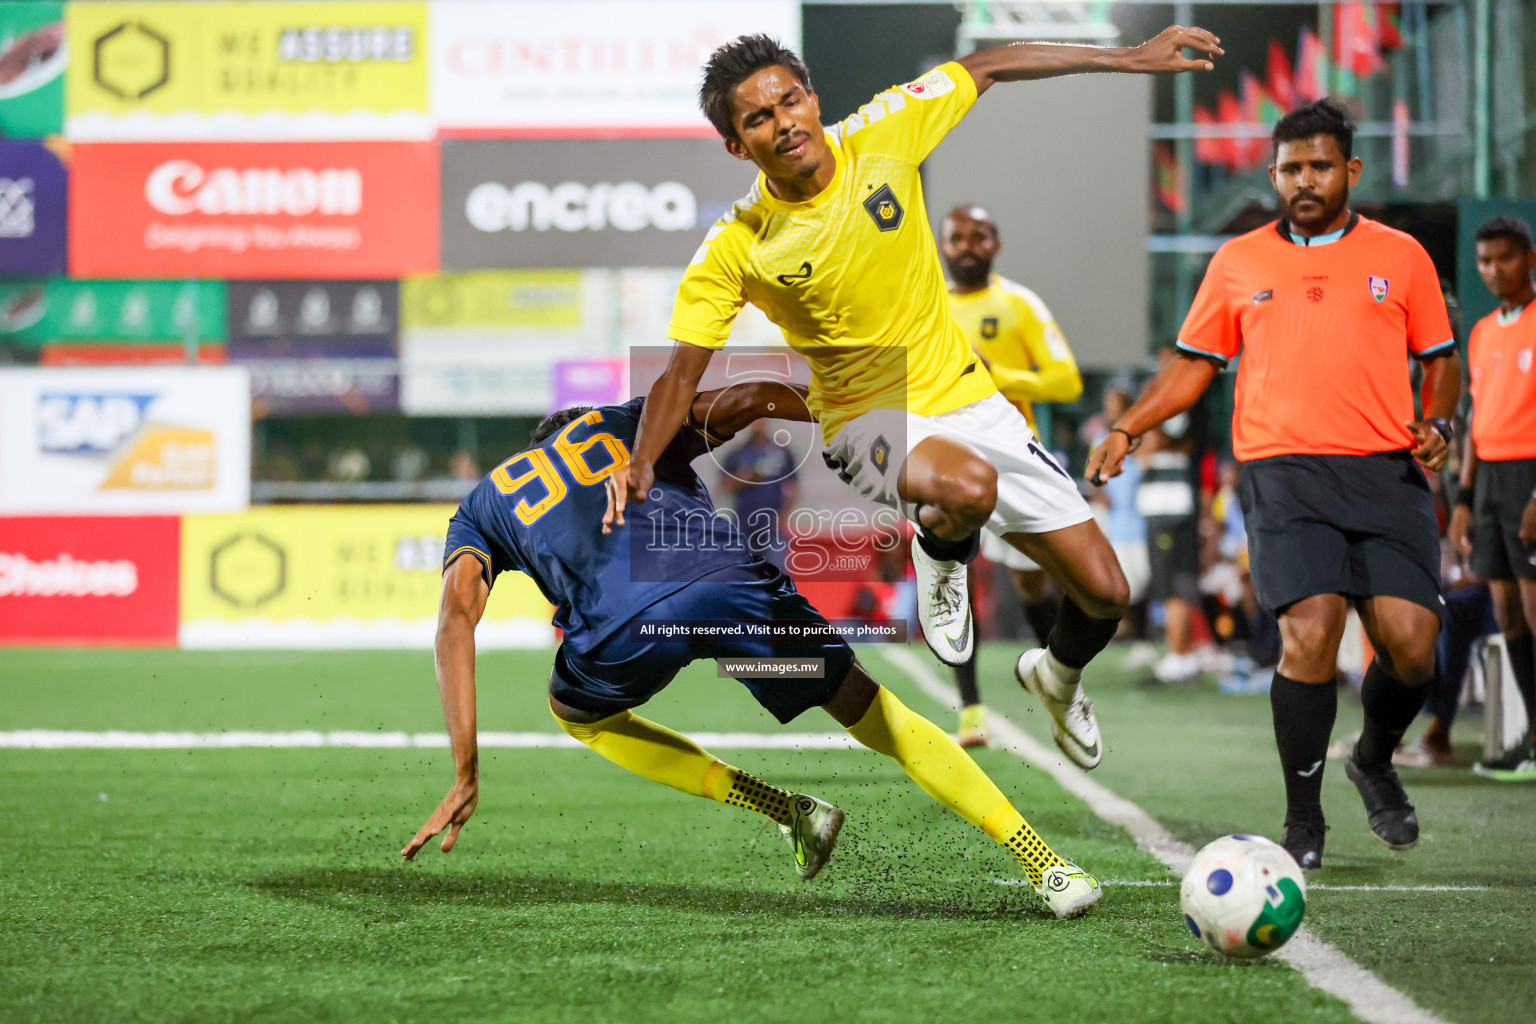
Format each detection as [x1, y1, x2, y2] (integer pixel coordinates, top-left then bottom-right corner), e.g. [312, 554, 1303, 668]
[940, 459, 997, 526]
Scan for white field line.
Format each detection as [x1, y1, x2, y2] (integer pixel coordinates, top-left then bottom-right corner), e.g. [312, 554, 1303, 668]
[879, 646, 1452, 1024]
[0, 730, 860, 751]
[992, 879, 1494, 893]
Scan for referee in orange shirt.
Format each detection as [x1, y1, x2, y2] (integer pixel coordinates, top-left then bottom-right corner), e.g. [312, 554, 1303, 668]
[1086, 99, 1461, 868]
[1450, 216, 1536, 781]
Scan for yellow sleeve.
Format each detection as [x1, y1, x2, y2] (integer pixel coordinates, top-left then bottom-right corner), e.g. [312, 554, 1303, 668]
[668, 219, 750, 349]
[986, 286, 1082, 404]
[832, 62, 978, 164]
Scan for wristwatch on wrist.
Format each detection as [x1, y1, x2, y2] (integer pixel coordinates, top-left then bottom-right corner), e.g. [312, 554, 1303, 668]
[1424, 417, 1453, 444]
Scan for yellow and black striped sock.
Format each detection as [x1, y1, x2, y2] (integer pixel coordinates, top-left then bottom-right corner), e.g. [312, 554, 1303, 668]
[706, 764, 795, 826]
[984, 804, 1067, 886]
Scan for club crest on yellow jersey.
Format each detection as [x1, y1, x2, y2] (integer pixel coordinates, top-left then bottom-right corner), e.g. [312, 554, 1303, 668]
[980, 316, 998, 339]
[863, 184, 903, 232]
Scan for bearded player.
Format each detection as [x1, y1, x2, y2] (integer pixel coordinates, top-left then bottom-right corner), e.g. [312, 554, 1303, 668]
[611, 28, 1222, 770]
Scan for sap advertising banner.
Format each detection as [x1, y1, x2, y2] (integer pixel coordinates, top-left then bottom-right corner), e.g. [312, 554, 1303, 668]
[69, 141, 439, 279]
[0, 140, 67, 275]
[441, 139, 750, 268]
[0, 367, 250, 514]
[431, 1, 800, 137]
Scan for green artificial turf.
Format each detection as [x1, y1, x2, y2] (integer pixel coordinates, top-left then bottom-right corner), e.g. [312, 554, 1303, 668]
[0, 644, 1529, 1023]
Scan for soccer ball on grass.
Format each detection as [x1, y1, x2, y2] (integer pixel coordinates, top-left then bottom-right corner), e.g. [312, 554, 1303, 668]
[1180, 834, 1307, 959]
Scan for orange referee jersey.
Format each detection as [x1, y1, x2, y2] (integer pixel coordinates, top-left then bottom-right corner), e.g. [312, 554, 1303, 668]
[1468, 304, 1536, 461]
[1178, 214, 1454, 461]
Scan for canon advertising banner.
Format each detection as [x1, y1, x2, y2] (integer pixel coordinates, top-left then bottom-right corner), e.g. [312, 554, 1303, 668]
[0, 366, 250, 514]
[69, 141, 439, 279]
[440, 138, 751, 268]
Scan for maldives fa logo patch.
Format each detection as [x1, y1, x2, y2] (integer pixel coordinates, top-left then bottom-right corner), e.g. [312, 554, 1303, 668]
[863, 184, 903, 232]
[1519, 348, 1533, 373]
[1368, 276, 1389, 303]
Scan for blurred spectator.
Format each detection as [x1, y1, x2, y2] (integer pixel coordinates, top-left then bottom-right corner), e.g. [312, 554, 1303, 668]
[1139, 416, 1205, 684]
[447, 448, 480, 481]
[327, 449, 370, 482]
[394, 446, 429, 482]
[1086, 383, 1151, 641]
[718, 420, 799, 569]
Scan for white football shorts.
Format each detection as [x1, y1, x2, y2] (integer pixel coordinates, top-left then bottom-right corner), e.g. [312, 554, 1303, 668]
[821, 392, 1093, 538]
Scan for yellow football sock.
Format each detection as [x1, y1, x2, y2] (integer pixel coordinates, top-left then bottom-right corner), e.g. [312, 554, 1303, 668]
[846, 686, 1066, 885]
[552, 705, 794, 825]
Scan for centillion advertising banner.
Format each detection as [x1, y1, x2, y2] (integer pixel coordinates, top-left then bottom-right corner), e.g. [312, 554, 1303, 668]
[65, 1, 430, 140]
[0, 366, 250, 514]
[179, 505, 554, 649]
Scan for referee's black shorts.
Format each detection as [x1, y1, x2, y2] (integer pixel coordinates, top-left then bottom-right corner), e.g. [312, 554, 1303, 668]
[1238, 450, 1444, 621]
[1471, 456, 1536, 581]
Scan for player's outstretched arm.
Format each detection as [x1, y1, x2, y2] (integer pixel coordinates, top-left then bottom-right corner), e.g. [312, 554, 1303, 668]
[1084, 353, 1217, 485]
[959, 24, 1221, 96]
[616, 342, 716, 518]
[693, 380, 814, 439]
[403, 554, 489, 860]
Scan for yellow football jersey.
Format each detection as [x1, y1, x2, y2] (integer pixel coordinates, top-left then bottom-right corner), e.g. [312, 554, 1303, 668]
[947, 275, 1082, 432]
[668, 63, 996, 442]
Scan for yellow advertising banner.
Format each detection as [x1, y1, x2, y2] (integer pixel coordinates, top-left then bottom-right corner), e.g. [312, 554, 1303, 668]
[67, 2, 429, 138]
[179, 505, 553, 648]
[401, 271, 585, 331]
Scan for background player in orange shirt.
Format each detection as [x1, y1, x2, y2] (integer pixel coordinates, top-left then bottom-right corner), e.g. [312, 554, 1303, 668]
[1450, 216, 1536, 781]
[1085, 99, 1461, 868]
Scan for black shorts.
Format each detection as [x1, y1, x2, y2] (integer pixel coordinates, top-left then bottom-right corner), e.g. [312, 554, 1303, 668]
[1146, 516, 1201, 603]
[1471, 457, 1536, 581]
[1238, 450, 1444, 620]
[549, 562, 852, 725]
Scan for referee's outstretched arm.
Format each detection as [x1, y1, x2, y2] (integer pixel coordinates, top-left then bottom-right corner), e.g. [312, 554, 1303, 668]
[1084, 352, 1217, 485]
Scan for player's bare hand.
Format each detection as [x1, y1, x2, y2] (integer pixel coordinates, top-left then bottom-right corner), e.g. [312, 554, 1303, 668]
[1449, 503, 1473, 556]
[1520, 498, 1536, 548]
[1127, 25, 1223, 73]
[1405, 420, 1449, 471]
[401, 775, 478, 860]
[602, 465, 629, 535]
[625, 459, 656, 508]
[1085, 431, 1132, 487]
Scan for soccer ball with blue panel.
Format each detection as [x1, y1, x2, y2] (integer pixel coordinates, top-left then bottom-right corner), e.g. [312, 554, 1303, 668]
[1180, 834, 1307, 959]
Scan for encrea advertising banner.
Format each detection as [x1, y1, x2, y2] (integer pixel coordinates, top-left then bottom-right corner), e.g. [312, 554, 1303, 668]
[66, 1, 430, 140]
[69, 141, 439, 279]
[180, 506, 554, 648]
[0, 366, 250, 514]
[0, 515, 180, 645]
[430, 1, 799, 137]
[441, 139, 749, 268]
[0, 2, 66, 138]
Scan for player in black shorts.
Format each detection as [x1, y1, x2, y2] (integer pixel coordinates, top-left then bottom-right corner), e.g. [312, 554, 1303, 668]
[400, 380, 1102, 917]
[1450, 216, 1536, 781]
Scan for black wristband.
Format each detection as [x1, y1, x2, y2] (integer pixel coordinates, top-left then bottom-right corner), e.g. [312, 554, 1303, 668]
[1425, 417, 1453, 444]
[1456, 489, 1474, 509]
[1109, 427, 1141, 452]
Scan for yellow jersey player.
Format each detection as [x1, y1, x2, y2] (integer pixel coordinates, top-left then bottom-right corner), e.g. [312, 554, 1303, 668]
[940, 204, 1083, 747]
[610, 28, 1222, 771]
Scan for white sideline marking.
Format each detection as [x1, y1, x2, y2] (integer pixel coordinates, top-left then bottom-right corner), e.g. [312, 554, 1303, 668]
[0, 731, 860, 751]
[880, 646, 1453, 1024]
[992, 879, 1493, 893]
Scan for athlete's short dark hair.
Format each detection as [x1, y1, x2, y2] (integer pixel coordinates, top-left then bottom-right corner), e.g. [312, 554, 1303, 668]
[699, 34, 812, 140]
[1272, 98, 1355, 160]
[1475, 216, 1534, 251]
[530, 406, 593, 446]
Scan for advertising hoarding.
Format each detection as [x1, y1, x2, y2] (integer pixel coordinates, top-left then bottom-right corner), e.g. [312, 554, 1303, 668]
[0, 366, 250, 514]
[179, 505, 553, 648]
[0, 3, 66, 138]
[0, 140, 66, 274]
[65, 1, 430, 140]
[0, 515, 180, 645]
[70, 140, 439, 279]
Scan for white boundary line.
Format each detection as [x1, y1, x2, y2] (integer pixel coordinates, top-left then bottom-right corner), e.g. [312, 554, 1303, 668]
[992, 879, 1494, 893]
[879, 646, 1452, 1024]
[0, 730, 860, 751]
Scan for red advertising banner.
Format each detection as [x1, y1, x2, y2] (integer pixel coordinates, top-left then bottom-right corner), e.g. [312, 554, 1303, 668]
[69, 142, 439, 279]
[0, 516, 180, 645]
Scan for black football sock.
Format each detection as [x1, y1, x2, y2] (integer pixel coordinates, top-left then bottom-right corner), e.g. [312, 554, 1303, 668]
[1022, 597, 1059, 648]
[1356, 660, 1428, 767]
[955, 651, 981, 707]
[1270, 672, 1337, 822]
[1504, 632, 1536, 742]
[915, 526, 980, 565]
[1046, 595, 1120, 670]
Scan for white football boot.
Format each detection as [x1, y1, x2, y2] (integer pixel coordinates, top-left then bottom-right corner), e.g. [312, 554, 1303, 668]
[780, 794, 845, 880]
[1016, 648, 1102, 769]
[1035, 862, 1102, 919]
[911, 541, 974, 665]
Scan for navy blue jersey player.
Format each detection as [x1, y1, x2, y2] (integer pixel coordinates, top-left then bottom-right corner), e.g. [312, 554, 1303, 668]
[401, 378, 1102, 917]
